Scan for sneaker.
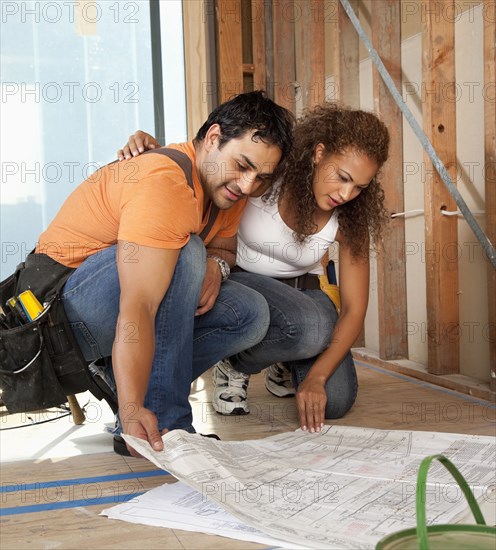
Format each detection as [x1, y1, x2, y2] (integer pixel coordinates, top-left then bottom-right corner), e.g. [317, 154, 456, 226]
[212, 359, 250, 415]
[113, 435, 133, 457]
[264, 363, 295, 397]
[200, 433, 221, 441]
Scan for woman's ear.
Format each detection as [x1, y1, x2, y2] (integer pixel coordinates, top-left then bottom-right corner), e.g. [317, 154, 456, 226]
[313, 143, 326, 165]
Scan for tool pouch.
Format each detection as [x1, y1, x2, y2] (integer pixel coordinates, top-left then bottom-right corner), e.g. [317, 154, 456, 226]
[0, 254, 117, 413]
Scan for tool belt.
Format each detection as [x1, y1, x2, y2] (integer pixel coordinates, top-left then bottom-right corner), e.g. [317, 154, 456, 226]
[233, 262, 341, 313]
[275, 273, 321, 290]
[0, 253, 117, 414]
[278, 269, 340, 313]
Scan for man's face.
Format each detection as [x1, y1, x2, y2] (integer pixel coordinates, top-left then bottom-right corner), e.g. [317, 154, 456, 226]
[198, 127, 282, 209]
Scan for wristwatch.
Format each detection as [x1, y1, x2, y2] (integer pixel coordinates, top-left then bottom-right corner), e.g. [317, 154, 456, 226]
[207, 255, 230, 282]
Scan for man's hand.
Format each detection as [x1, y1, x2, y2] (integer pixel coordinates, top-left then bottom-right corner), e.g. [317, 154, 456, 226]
[196, 258, 222, 316]
[295, 377, 327, 433]
[117, 130, 161, 161]
[120, 404, 165, 458]
[197, 235, 236, 316]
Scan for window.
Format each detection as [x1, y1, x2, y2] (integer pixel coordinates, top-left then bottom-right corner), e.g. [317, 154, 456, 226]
[1, 0, 185, 278]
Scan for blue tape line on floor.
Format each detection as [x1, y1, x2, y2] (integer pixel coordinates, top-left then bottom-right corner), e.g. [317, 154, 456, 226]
[0, 492, 145, 516]
[0, 469, 168, 493]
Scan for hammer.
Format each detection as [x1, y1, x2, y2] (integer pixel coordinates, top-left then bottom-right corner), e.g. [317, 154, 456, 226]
[67, 394, 85, 425]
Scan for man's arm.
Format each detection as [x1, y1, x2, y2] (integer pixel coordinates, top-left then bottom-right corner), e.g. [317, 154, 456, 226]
[196, 235, 237, 316]
[206, 234, 237, 267]
[113, 240, 180, 455]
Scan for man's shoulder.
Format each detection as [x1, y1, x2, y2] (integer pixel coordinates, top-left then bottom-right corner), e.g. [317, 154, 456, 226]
[108, 142, 193, 188]
[164, 141, 195, 159]
[131, 142, 193, 167]
[145, 143, 195, 175]
[147, 142, 194, 163]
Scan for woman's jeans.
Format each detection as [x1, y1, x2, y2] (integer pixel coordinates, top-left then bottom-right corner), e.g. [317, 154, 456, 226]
[229, 272, 358, 419]
[60, 236, 270, 433]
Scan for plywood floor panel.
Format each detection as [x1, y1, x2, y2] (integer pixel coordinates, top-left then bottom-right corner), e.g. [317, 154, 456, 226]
[1, 362, 494, 549]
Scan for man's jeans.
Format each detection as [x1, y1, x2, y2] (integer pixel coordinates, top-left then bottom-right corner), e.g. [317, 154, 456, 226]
[229, 272, 358, 419]
[60, 236, 270, 432]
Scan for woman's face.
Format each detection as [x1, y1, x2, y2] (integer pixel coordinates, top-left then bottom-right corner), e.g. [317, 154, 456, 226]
[312, 145, 379, 212]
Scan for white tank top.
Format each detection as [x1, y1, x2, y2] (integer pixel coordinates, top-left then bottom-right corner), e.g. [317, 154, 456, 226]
[236, 193, 339, 277]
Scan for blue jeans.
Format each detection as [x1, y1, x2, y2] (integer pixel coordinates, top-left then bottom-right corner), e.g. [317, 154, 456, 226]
[61, 236, 270, 432]
[229, 272, 358, 419]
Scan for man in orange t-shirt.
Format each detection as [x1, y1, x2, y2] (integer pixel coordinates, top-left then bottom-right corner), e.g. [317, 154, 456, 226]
[35, 92, 294, 457]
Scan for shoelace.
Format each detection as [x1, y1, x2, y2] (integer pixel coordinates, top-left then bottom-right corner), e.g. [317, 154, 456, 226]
[271, 366, 292, 385]
[220, 368, 248, 398]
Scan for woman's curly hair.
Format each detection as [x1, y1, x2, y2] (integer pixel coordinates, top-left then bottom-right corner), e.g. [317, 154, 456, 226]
[272, 103, 390, 259]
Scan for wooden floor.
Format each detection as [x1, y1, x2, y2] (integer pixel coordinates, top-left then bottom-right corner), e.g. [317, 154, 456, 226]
[1, 360, 494, 550]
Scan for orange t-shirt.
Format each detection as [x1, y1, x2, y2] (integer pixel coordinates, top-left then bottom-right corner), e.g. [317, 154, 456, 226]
[36, 142, 246, 267]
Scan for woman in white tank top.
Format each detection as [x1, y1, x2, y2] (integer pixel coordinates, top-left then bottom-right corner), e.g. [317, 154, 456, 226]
[120, 103, 389, 435]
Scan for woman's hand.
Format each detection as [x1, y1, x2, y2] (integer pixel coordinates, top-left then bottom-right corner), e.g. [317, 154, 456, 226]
[117, 130, 162, 161]
[295, 377, 327, 433]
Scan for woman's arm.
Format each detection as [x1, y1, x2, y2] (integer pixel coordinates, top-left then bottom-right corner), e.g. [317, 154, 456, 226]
[295, 232, 369, 432]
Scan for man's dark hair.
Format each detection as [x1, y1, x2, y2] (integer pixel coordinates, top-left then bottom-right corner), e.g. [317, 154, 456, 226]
[194, 91, 294, 161]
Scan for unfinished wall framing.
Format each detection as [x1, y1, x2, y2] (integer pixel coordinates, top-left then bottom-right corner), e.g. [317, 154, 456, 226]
[182, 0, 495, 399]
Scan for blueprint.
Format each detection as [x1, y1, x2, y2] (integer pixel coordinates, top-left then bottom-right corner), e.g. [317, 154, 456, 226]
[103, 480, 309, 548]
[117, 426, 495, 549]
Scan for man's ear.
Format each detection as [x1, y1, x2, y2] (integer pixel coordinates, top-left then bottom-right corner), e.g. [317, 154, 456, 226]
[313, 143, 326, 165]
[203, 124, 222, 152]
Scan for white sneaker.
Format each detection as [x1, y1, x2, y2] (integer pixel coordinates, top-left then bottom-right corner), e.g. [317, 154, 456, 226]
[212, 359, 250, 415]
[264, 363, 295, 397]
